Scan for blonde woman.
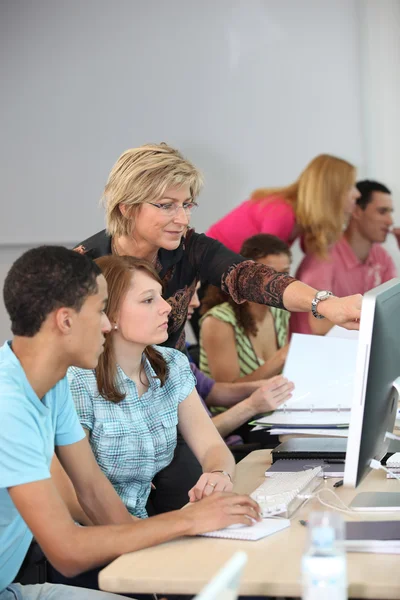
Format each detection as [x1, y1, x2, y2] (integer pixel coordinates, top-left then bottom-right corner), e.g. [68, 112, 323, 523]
[75, 144, 362, 351]
[206, 154, 360, 258]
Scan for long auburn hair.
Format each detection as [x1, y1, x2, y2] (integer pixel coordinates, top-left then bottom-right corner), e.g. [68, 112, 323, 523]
[95, 255, 168, 403]
[251, 154, 356, 257]
[200, 234, 291, 336]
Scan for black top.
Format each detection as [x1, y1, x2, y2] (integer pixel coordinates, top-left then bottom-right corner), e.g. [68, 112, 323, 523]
[75, 229, 295, 351]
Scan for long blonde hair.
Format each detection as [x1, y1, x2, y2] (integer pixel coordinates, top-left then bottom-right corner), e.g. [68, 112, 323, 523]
[251, 154, 356, 257]
[103, 143, 203, 237]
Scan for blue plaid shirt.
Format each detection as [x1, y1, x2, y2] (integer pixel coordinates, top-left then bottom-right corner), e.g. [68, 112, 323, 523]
[68, 346, 196, 518]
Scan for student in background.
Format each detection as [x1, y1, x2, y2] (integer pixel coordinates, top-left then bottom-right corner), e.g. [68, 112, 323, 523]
[206, 154, 360, 257]
[187, 283, 294, 443]
[291, 180, 396, 336]
[0, 246, 259, 600]
[75, 143, 363, 351]
[199, 235, 291, 383]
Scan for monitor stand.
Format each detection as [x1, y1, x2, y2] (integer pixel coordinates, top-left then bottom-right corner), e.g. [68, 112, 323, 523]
[350, 377, 400, 511]
[350, 492, 400, 512]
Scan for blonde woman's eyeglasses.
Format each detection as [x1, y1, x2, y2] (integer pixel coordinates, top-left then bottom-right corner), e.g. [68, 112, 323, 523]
[147, 201, 198, 216]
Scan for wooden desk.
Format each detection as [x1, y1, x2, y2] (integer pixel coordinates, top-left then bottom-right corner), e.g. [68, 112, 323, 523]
[99, 450, 400, 598]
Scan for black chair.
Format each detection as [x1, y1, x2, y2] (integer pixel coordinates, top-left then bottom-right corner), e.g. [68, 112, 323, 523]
[13, 540, 47, 585]
[150, 434, 203, 513]
[230, 442, 262, 463]
[187, 343, 200, 367]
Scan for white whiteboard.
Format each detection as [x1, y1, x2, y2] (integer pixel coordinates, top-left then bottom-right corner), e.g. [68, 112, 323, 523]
[0, 0, 364, 245]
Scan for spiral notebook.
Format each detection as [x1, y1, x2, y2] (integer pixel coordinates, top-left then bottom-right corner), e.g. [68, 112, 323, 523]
[199, 518, 290, 541]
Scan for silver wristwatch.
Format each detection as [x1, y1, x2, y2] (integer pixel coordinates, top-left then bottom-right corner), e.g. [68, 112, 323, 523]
[311, 290, 333, 319]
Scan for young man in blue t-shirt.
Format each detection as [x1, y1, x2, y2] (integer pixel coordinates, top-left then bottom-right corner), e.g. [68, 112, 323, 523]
[0, 246, 259, 600]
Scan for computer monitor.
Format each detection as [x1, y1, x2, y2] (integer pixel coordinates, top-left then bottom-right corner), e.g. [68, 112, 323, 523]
[344, 278, 400, 508]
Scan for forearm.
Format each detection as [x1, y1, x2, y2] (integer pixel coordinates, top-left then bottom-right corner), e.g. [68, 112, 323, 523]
[51, 455, 93, 526]
[54, 510, 192, 577]
[231, 358, 282, 383]
[64, 493, 93, 526]
[308, 313, 334, 335]
[199, 442, 235, 479]
[212, 399, 255, 439]
[221, 260, 296, 310]
[206, 381, 260, 408]
[77, 470, 136, 526]
[282, 280, 316, 312]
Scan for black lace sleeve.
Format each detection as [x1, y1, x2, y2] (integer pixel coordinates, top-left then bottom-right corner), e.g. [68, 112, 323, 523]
[221, 260, 296, 309]
[187, 232, 296, 309]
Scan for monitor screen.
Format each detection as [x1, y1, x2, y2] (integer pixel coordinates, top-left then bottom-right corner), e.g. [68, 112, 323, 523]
[344, 278, 400, 488]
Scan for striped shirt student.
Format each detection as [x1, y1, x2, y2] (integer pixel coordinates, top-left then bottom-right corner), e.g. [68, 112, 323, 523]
[69, 346, 196, 519]
[199, 302, 289, 379]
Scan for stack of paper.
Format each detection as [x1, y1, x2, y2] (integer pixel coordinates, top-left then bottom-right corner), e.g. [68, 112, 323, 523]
[251, 411, 350, 428]
[345, 521, 400, 554]
[346, 541, 400, 554]
[268, 427, 348, 438]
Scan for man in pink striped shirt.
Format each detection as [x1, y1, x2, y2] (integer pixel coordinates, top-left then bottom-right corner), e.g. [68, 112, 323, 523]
[291, 180, 397, 336]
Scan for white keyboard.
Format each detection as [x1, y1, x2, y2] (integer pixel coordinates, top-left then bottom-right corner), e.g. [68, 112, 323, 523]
[250, 467, 322, 518]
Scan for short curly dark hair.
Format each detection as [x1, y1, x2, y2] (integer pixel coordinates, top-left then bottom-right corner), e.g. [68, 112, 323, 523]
[3, 246, 102, 337]
[356, 180, 391, 210]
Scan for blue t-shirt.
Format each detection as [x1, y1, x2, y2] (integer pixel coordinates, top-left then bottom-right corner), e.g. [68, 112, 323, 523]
[0, 341, 85, 591]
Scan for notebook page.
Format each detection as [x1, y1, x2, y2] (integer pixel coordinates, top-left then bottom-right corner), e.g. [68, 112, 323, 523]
[199, 518, 290, 541]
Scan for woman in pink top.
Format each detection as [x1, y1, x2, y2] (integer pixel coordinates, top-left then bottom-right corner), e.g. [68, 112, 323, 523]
[206, 154, 360, 258]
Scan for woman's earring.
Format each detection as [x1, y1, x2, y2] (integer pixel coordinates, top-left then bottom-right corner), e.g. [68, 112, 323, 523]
[113, 324, 118, 331]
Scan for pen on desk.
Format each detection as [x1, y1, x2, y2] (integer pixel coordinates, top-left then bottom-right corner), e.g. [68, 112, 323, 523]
[333, 479, 344, 488]
[299, 519, 308, 527]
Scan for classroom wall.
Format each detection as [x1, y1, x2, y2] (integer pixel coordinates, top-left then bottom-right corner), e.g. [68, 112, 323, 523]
[0, 0, 398, 340]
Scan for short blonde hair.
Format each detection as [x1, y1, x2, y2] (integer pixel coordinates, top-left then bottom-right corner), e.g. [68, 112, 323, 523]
[251, 154, 356, 257]
[103, 143, 204, 237]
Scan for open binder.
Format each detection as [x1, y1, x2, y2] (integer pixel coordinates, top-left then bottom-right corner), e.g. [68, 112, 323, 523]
[251, 334, 358, 427]
[278, 334, 357, 411]
[251, 411, 350, 428]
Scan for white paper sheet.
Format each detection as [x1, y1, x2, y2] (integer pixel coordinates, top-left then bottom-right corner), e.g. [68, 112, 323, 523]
[326, 326, 359, 340]
[278, 334, 358, 411]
